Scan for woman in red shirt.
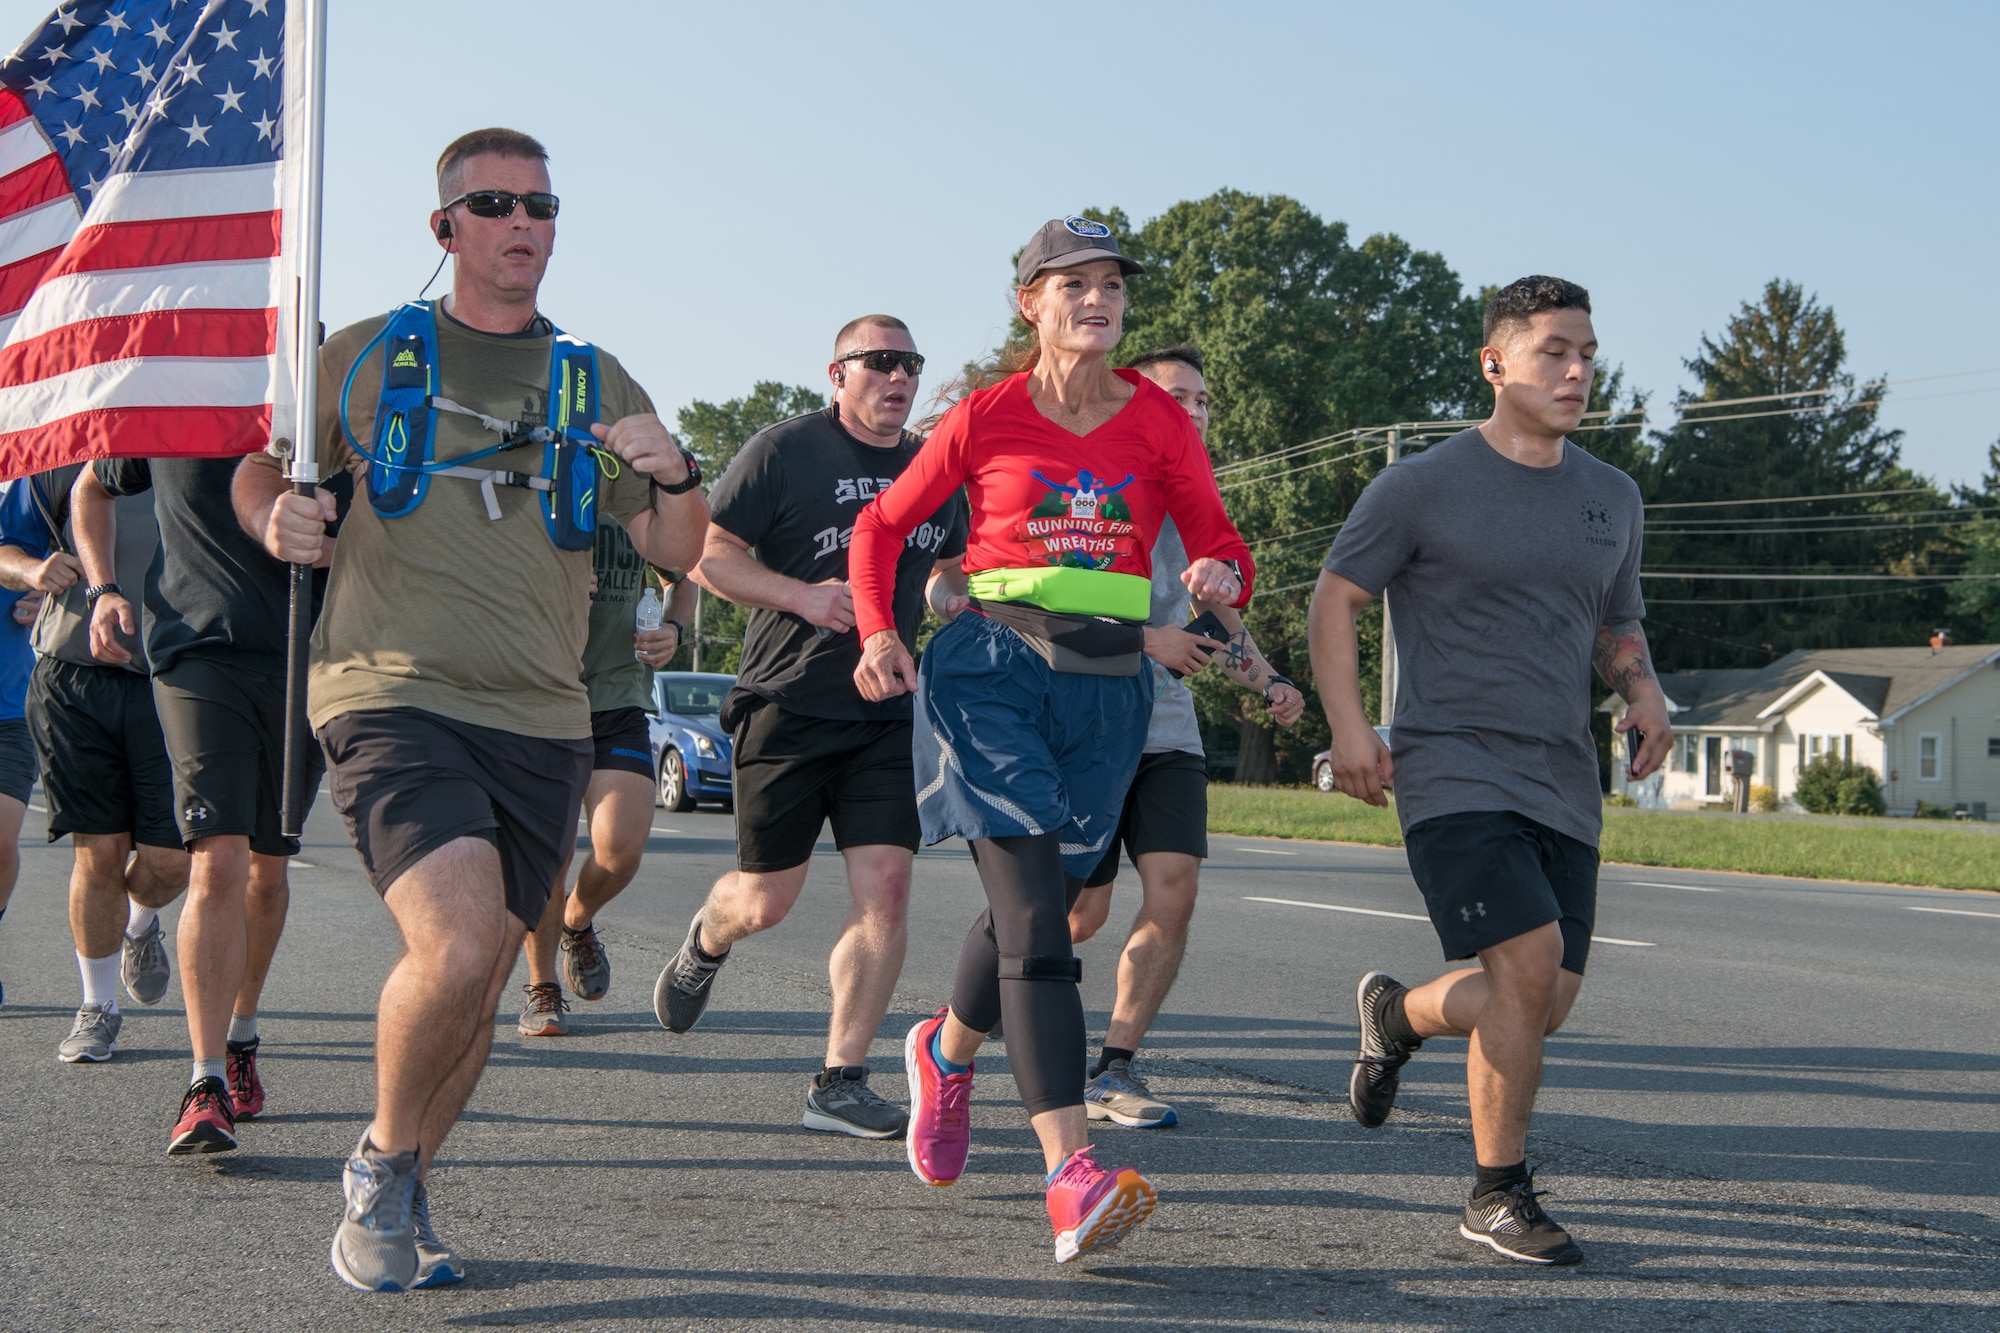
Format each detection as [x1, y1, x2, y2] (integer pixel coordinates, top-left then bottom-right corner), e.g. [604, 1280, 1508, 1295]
[848, 217, 1254, 1262]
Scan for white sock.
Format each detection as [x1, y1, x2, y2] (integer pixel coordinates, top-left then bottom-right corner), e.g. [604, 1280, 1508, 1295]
[78, 951, 120, 1012]
[126, 902, 159, 937]
[227, 1013, 257, 1045]
[192, 1057, 226, 1086]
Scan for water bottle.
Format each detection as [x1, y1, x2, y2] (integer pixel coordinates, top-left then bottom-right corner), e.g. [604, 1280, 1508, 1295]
[635, 585, 663, 662]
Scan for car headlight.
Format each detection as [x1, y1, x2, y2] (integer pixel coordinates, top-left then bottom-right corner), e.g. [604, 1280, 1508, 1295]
[691, 734, 718, 760]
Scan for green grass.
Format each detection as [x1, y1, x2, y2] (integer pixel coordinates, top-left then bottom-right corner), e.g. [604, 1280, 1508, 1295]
[1206, 785, 2000, 892]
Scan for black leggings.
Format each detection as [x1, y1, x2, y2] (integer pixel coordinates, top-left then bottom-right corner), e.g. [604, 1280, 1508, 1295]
[950, 833, 1087, 1117]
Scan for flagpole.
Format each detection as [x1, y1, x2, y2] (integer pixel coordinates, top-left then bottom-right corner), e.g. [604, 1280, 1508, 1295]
[281, 0, 328, 838]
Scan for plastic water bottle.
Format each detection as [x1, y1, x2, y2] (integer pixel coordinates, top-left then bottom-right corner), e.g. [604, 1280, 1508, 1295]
[635, 586, 663, 661]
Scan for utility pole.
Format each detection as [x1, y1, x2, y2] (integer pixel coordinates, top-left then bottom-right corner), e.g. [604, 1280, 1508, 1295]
[1378, 428, 1401, 727]
[691, 584, 705, 673]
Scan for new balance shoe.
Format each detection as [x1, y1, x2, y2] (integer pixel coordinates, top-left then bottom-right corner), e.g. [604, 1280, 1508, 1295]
[121, 917, 171, 1005]
[1046, 1147, 1156, 1263]
[1350, 970, 1421, 1128]
[1085, 1058, 1178, 1128]
[903, 1009, 972, 1186]
[227, 1037, 264, 1119]
[653, 915, 727, 1033]
[331, 1136, 419, 1292]
[1460, 1172, 1583, 1265]
[803, 1065, 909, 1139]
[517, 982, 570, 1037]
[167, 1075, 237, 1155]
[410, 1179, 464, 1288]
[57, 1002, 121, 1063]
[560, 922, 611, 1001]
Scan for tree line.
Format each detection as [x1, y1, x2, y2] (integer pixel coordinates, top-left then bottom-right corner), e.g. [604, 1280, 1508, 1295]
[662, 191, 1990, 787]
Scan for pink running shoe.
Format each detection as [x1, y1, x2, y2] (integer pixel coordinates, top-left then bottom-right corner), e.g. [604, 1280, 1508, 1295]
[1046, 1147, 1156, 1263]
[903, 1008, 973, 1186]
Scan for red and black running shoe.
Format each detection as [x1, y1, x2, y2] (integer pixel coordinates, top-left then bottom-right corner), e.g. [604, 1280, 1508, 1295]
[226, 1037, 264, 1119]
[168, 1075, 238, 1155]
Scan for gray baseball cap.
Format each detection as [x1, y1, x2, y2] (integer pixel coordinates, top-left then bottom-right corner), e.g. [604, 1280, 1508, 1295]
[1016, 216, 1146, 286]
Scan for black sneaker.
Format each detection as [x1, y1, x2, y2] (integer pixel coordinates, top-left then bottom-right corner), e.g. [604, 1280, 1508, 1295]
[802, 1065, 909, 1139]
[653, 916, 727, 1034]
[1350, 971, 1421, 1128]
[1460, 1172, 1583, 1265]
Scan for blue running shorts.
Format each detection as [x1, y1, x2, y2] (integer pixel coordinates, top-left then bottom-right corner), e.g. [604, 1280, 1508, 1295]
[913, 611, 1152, 878]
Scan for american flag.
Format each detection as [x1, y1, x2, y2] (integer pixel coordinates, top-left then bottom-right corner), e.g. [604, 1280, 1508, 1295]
[0, 0, 305, 479]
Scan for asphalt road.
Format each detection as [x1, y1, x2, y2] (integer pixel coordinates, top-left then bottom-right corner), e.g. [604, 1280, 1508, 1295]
[1, 793, 1994, 1331]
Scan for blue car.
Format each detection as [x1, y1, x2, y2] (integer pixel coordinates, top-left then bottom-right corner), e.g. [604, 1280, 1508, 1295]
[649, 672, 737, 811]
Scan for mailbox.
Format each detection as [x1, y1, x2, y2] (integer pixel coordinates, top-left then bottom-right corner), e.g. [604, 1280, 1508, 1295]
[1726, 749, 1756, 778]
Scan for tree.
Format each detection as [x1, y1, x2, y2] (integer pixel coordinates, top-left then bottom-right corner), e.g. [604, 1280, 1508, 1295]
[667, 382, 825, 672]
[1645, 281, 1952, 672]
[1947, 441, 2000, 641]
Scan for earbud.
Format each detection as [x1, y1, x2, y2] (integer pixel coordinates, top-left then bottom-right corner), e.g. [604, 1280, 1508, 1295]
[1484, 357, 1499, 376]
[435, 216, 452, 240]
[834, 372, 845, 385]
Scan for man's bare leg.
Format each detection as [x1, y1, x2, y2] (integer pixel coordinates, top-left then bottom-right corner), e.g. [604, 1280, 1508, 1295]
[417, 907, 526, 1175]
[234, 852, 290, 1021]
[824, 844, 910, 1068]
[697, 862, 810, 952]
[0, 794, 24, 917]
[564, 770, 653, 929]
[179, 835, 251, 1064]
[1102, 851, 1198, 1054]
[71, 833, 140, 963]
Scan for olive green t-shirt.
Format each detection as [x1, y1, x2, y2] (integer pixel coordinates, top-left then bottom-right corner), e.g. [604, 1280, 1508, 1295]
[298, 308, 656, 739]
[581, 519, 657, 714]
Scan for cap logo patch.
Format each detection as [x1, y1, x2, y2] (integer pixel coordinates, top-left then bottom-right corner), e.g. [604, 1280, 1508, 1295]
[1063, 216, 1111, 238]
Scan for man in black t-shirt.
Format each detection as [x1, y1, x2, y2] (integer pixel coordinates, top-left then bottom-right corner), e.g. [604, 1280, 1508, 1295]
[652, 315, 966, 1139]
[76, 459, 348, 1156]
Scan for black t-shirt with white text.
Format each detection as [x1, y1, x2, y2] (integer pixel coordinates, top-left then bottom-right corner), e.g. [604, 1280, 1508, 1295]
[708, 408, 966, 721]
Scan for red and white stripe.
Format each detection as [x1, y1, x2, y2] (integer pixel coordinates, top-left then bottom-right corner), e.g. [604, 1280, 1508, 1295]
[0, 88, 287, 476]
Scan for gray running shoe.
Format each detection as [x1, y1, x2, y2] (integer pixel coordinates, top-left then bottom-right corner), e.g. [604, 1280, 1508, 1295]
[410, 1179, 464, 1287]
[57, 1002, 122, 1063]
[560, 923, 611, 1002]
[121, 918, 171, 1005]
[330, 1137, 419, 1292]
[803, 1065, 909, 1139]
[653, 915, 727, 1033]
[1460, 1171, 1583, 1265]
[517, 982, 570, 1037]
[1085, 1058, 1178, 1128]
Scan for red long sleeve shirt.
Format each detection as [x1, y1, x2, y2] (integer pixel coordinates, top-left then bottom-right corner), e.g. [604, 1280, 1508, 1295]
[850, 370, 1254, 639]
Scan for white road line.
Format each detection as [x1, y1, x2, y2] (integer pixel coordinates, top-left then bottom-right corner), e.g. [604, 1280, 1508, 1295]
[27, 801, 46, 813]
[1232, 847, 1299, 856]
[1619, 880, 1719, 893]
[1246, 896, 1658, 947]
[651, 827, 683, 836]
[1245, 896, 1429, 922]
[1907, 905, 2000, 920]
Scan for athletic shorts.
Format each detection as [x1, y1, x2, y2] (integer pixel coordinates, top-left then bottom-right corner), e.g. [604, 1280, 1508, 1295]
[1083, 748, 1210, 888]
[319, 707, 591, 929]
[1403, 809, 1598, 975]
[913, 612, 1152, 880]
[154, 658, 322, 857]
[25, 657, 180, 848]
[592, 706, 655, 778]
[0, 716, 37, 805]
[729, 694, 919, 874]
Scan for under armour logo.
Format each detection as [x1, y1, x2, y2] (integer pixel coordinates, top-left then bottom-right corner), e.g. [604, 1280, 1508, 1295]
[184, 801, 213, 826]
[1460, 901, 1486, 922]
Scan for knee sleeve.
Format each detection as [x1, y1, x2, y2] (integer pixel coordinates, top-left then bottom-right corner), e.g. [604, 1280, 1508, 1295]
[997, 953, 1081, 982]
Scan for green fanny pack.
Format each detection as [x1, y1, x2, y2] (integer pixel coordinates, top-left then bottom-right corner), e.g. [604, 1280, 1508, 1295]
[967, 566, 1152, 621]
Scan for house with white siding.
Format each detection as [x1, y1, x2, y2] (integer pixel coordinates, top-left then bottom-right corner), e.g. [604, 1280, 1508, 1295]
[1604, 644, 2000, 818]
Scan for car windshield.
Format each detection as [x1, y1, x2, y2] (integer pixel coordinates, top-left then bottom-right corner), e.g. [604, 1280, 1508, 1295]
[664, 678, 730, 716]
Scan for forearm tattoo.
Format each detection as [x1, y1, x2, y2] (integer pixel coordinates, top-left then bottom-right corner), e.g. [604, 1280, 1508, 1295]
[1592, 618, 1654, 699]
[1220, 628, 1267, 688]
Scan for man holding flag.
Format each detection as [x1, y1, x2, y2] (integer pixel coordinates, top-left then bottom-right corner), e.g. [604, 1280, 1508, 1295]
[237, 128, 707, 1293]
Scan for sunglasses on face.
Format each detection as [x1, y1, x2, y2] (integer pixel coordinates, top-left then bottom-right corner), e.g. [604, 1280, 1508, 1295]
[837, 349, 925, 376]
[442, 189, 560, 221]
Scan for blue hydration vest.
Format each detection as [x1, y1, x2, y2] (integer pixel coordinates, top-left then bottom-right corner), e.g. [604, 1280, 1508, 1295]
[337, 300, 608, 550]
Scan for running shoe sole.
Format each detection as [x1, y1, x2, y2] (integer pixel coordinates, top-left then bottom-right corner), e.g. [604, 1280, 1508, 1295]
[412, 1256, 465, 1288]
[57, 1039, 116, 1064]
[167, 1119, 237, 1155]
[1054, 1168, 1157, 1263]
[330, 1234, 410, 1293]
[903, 1019, 956, 1186]
[1085, 1099, 1178, 1129]
[1458, 1221, 1583, 1266]
[802, 1104, 905, 1139]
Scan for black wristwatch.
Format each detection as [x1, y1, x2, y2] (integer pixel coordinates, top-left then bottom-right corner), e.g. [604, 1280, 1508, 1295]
[84, 582, 121, 605]
[651, 447, 703, 496]
[1263, 672, 1296, 698]
[662, 619, 684, 641]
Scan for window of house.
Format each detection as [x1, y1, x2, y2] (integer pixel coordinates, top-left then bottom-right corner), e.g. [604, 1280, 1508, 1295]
[1676, 736, 1699, 773]
[1919, 733, 1941, 781]
[1988, 737, 2000, 758]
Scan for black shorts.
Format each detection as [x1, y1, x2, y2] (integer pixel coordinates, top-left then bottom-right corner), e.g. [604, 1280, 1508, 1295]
[730, 695, 919, 874]
[1083, 748, 1210, 888]
[153, 658, 322, 857]
[319, 707, 591, 928]
[1403, 810, 1598, 975]
[25, 657, 180, 848]
[0, 716, 37, 805]
[592, 706, 654, 778]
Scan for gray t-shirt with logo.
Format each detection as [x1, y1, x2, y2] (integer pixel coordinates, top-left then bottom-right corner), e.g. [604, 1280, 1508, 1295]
[1142, 518, 1203, 756]
[1322, 429, 1645, 847]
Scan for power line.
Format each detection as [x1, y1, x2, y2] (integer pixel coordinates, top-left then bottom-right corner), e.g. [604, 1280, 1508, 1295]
[1647, 584, 1985, 607]
[1644, 487, 1933, 510]
[1638, 571, 1997, 582]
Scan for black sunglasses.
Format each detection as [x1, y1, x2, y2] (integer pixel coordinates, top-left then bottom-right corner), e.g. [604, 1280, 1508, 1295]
[443, 189, 560, 221]
[837, 349, 925, 376]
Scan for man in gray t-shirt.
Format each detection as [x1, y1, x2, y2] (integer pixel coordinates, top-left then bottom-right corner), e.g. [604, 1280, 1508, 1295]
[1308, 277, 1671, 1267]
[1066, 345, 1305, 1131]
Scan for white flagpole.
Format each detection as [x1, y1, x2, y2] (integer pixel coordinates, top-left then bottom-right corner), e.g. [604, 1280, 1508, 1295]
[282, 0, 328, 836]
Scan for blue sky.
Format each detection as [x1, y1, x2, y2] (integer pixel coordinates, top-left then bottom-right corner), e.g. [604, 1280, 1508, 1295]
[315, 1, 1997, 486]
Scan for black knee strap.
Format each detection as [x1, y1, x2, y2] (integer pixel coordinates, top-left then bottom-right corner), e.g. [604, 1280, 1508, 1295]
[998, 953, 1081, 983]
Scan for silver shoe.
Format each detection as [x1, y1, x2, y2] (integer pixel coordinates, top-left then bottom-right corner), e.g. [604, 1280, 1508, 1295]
[803, 1065, 909, 1139]
[330, 1136, 419, 1293]
[121, 918, 171, 1005]
[1084, 1058, 1178, 1128]
[410, 1179, 464, 1287]
[57, 1003, 121, 1064]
